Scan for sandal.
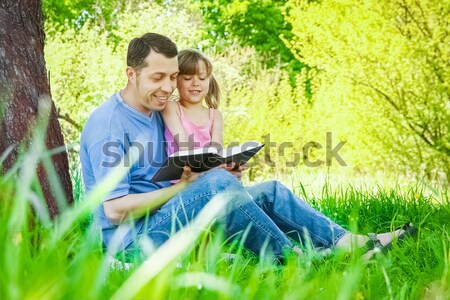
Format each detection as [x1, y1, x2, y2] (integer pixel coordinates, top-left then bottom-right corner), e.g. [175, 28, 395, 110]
[361, 222, 418, 257]
[381, 222, 418, 253]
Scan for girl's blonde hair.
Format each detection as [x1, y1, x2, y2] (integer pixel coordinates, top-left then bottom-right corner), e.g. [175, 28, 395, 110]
[177, 49, 220, 109]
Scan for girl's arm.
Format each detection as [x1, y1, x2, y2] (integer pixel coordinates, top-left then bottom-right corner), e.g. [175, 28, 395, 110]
[162, 101, 191, 151]
[211, 109, 224, 150]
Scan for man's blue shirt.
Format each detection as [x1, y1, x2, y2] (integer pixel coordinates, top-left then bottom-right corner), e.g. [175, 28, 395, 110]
[80, 92, 171, 249]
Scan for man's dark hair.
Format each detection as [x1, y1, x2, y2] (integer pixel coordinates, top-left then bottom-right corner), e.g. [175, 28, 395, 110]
[127, 33, 178, 71]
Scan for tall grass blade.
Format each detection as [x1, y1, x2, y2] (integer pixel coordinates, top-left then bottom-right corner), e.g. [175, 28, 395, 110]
[172, 272, 241, 297]
[4, 97, 52, 300]
[111, 192, 232, 300]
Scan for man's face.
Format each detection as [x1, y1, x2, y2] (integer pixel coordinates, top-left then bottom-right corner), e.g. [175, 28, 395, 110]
[130, 51, 179, 115]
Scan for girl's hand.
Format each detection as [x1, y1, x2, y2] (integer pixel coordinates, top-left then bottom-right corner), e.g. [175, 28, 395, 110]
[179, 166, 202, 183]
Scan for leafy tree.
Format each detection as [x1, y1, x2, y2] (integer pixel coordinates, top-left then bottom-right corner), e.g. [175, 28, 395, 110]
[196, 0, 303, 73]
[284, 0, 450, 181]
[42, 0, 142, 42]
[42, 0, 127, 30]
[42, 0, 93, 27]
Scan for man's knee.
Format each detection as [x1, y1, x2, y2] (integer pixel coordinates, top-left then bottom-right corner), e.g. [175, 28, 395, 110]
[200, 169, 242, 191]
[258, 180, 283, 193]
[251, 180, 291, 200]
[269, 180, 293, 198]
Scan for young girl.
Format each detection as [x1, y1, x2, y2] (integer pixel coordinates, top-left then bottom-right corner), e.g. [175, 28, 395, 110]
[163, 49, 223, 156]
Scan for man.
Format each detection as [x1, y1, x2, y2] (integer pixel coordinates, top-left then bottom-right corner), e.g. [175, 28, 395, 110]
[80, 33, 408, 261]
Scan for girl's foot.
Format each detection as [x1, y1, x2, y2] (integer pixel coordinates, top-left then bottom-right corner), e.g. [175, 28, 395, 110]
[362, 229, 405, 260]
[335, 228, 405, 257]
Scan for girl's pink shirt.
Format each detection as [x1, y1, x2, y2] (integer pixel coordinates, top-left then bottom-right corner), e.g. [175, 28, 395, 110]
[164, 101, 215, 156]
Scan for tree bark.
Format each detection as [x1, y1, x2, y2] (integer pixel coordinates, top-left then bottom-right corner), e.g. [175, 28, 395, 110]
[0, 0, 73, 217]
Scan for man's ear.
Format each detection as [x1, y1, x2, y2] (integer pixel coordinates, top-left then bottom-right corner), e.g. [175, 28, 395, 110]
[125, 66, 134, 81]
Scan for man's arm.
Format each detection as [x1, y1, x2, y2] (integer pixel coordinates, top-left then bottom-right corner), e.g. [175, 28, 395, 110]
[103, 166, 199, 225]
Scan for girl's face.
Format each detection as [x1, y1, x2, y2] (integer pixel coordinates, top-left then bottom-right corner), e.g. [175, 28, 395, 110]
[177, 60, 210, 105]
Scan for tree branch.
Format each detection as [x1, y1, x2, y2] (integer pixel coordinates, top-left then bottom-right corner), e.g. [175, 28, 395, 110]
[57, 109, 82, 131]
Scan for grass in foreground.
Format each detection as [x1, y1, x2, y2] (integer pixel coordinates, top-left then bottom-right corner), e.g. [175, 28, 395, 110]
[0, 160, 449, 300]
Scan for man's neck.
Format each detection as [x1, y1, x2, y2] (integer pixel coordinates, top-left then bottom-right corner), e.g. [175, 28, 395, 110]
[120, 86, 152, 116]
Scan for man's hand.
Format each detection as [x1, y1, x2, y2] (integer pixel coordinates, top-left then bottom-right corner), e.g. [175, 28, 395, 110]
[218, 162, 248, 181]
[179, 166, 202, 183]
[105, 166, 201, 225]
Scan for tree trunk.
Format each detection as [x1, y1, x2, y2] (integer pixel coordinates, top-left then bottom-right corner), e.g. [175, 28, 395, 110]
[0, 0, 73, 217]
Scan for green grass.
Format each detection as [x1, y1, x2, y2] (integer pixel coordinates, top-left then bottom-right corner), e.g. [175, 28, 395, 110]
[0, 156, 449, 300]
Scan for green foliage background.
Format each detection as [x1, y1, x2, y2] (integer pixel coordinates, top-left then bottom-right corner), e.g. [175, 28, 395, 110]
[43, 0, 450, 185]
[0, 2, 448, 299]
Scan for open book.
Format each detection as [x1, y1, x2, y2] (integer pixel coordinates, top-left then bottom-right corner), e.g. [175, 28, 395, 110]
[151, 141, 264, 182]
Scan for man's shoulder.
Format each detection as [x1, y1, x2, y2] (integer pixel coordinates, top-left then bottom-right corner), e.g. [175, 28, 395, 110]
[81, 94, 122, 143]
[88, 94, 120, 120]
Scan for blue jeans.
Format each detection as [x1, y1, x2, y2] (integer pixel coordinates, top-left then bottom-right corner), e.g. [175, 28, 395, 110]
[127, 169, 347, 257]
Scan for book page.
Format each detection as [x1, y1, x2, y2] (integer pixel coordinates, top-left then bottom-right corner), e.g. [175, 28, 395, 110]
[170, 146, 218, 157]
[219, 141, 262, 157]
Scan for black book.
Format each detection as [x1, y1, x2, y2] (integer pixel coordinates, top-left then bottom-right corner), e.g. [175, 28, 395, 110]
[151, 141, 264, 182]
